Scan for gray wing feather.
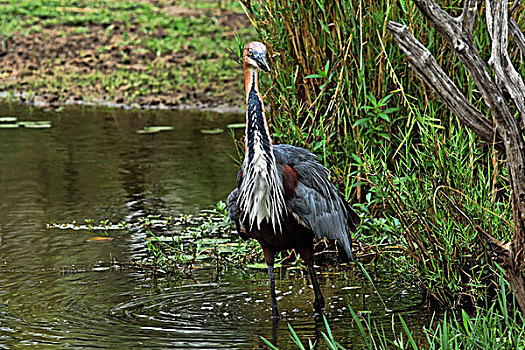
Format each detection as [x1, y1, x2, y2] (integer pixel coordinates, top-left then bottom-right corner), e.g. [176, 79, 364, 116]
[273, 144, 359, 260]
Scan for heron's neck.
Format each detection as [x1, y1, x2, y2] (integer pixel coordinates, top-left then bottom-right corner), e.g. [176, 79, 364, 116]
[239, 64, 284, 231]
[243, 65, 273, 164]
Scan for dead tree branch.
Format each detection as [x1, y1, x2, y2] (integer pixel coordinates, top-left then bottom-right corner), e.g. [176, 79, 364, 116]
[510, 18, 525, 54]
[509, 1, 525, 53]
[486, 0, 525, 125]
[388, 0, 525, 312]
[387, 22, 503, 151]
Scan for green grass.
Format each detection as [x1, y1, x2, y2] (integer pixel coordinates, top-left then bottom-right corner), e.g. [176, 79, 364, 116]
[0, 0, 243, 37]
[0, 0, 255, 107]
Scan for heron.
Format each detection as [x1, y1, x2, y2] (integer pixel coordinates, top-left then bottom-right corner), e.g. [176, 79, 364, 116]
[227, 42, 360, 320]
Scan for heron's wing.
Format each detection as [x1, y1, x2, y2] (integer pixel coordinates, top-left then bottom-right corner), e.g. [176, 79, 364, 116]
[274, 144, 359, 260]
[227, 188, 249, 240]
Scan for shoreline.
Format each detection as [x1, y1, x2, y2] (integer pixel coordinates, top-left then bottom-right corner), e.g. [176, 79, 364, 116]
[0, 91, 246, 115]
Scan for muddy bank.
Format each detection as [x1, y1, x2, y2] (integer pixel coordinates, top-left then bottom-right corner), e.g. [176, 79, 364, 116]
[0, 91, 245, 114]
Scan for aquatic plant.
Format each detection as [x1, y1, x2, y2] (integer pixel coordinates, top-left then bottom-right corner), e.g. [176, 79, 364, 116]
[264, 274, 525, 349]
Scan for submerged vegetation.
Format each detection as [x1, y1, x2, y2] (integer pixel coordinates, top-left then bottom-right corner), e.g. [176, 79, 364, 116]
[49, 203, 256, 274]
[49, 201, 356, 276]
[139, 202, 262, 274]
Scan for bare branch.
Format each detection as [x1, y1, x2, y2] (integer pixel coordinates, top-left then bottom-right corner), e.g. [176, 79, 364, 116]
[387, 21, 503, 151]
[510, 18, 525, 55]
[509, 1, 525, 53]
[409, 1, 521, 164]
[412, 0, 471, 53]
[486, 0, 525, 126]
[461, 0, 479, 36]
[476, 225, 511, 264]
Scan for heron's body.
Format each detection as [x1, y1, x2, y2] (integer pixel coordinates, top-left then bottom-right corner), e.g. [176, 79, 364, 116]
[227, 42, 359, 319]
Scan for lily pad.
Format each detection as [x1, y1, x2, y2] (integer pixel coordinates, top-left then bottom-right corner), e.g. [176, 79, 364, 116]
[91, 266, 111, 271]
[0, 117, 17, 123]
[226, 123, 246, 129]
[200, 128, 223, 134]
[47, 222, 123, 231]
[136, 126, 174, 134]
[19, 121, 52, 128]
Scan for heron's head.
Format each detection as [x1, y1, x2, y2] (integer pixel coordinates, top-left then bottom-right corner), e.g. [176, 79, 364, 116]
[243, 42, 270, 73]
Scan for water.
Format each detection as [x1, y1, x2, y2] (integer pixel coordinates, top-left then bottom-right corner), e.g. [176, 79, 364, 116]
[0, 103, 428, 349]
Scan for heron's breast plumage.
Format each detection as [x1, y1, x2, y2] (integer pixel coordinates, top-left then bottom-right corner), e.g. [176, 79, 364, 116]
[238, 76, 286, 231]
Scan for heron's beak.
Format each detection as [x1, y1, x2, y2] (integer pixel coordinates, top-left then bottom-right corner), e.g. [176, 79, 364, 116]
[255, 56, 271, 73]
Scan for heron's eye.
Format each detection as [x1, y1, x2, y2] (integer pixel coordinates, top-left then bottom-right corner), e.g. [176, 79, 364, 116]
[247, 49, 253, 56]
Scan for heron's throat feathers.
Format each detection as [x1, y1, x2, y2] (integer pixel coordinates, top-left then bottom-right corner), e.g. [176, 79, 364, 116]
[239, 68, 286, 231]
[244, 66, 258, 103]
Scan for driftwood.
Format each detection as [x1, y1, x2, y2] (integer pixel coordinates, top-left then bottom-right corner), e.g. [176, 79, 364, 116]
[388, 0, 525, 311]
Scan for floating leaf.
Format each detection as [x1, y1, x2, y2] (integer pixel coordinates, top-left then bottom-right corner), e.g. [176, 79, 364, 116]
[0, 117, 17, 123]
[19, 121, 52, 128]
[200, 128, 223, 134]
[48, 222, 122, 231]
[226, 123, 246, 129]
[247, 263, 282, 269]
[91, 266, 111, 271]
[0, 124, 19, 129]
[88, 236, 114, 242]
[136, 126, 174, 134]
[0, 120, 52, 129]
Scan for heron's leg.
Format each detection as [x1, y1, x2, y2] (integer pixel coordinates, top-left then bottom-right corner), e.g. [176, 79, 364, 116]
[263, 247, 280, 320]
[267, 264, 280, 320]
[307, 263, 325, 313]
[298, 246, 325, 314]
